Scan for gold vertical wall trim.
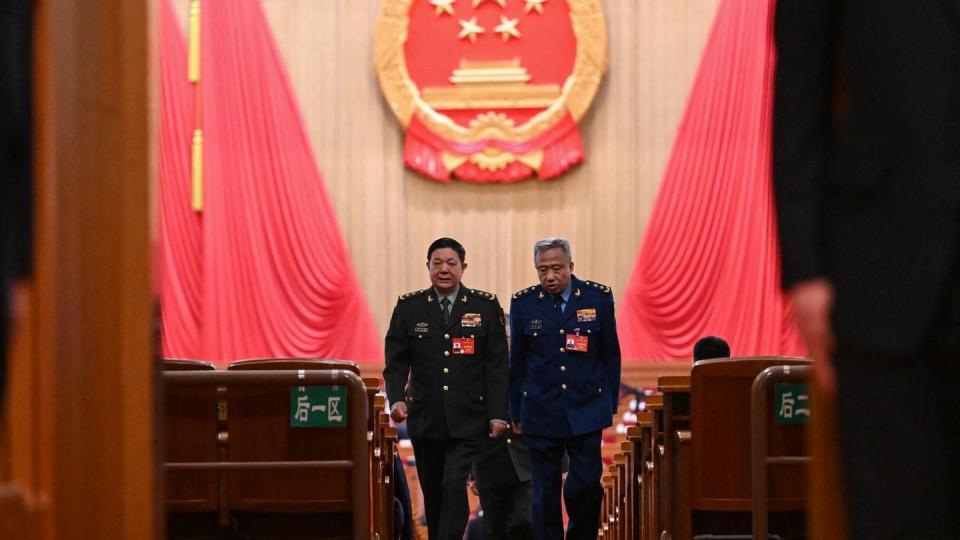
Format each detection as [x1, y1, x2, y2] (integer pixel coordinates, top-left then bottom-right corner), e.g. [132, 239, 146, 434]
[188, 0, 201, 82]
[192, 129, 204, 211]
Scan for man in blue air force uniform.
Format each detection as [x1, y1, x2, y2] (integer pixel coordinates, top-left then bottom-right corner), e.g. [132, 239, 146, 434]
[509, 237, 621, 540]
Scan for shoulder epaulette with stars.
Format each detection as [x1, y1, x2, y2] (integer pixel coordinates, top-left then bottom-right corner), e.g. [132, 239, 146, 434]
[512, 285, 539, 300]
[584, 280, 612, 294]
[397, 288, 429, 302]
[467, 288, 498, 302]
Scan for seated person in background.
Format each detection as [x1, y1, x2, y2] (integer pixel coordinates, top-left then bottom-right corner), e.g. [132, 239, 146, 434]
[394, 452, 414, 540]
[692, 336, 730, 361]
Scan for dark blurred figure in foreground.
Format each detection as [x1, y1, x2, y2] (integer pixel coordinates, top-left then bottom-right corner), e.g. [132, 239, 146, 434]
[0, 0, 34, 407]
[773, 1, 960, 537]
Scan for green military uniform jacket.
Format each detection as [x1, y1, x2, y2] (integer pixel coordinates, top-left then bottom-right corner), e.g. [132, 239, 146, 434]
[384, 285, 508, 439]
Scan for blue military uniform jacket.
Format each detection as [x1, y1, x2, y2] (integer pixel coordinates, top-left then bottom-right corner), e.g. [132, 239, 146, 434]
[509, 276, 621, 437]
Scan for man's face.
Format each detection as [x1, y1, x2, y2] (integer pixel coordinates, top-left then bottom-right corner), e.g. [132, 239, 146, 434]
[427, 247, 467, 296]
[536, 247, 573, 296]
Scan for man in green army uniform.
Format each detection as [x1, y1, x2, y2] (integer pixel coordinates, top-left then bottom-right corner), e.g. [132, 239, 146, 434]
[384, 237, 509, 540]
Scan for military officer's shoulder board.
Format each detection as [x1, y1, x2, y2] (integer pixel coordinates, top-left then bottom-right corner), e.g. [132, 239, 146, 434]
[583, 280, 613, 295]
[512, 285, 539, 300]
[466, 288, 498, 302]
[397, 288, 430, 302]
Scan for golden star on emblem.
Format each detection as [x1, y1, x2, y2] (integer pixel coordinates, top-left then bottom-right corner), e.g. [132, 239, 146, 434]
[494, 15, 521, 41]
[524, 0, 547, 13]
[473, 0, 506, 7]
[430, 0, 456, 16]
[458, 17, 485, 42]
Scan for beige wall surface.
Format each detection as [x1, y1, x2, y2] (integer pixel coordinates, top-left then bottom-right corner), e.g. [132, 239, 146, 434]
[174, 0, 720, 336]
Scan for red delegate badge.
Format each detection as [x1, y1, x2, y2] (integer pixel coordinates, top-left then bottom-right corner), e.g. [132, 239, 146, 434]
[452, 337, 476, 355]
[565, 334, 588, 352]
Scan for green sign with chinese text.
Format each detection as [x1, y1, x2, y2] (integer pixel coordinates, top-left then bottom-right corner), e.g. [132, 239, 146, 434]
[290, 386, 347, 427]
[775, 383, 810, 424]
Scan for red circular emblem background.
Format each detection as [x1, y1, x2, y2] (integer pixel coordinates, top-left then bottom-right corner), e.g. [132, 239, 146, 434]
[375, 0, 607, 183]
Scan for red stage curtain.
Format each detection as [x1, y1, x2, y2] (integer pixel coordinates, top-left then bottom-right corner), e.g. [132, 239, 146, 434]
[159, 0, 202, 359]
[159, 0, 381, 364]
[618, 0, 804, 360]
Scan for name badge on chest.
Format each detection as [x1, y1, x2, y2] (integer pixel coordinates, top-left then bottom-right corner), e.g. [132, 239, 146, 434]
[452, 337, 476, 355]
[565, 334, 589, 352]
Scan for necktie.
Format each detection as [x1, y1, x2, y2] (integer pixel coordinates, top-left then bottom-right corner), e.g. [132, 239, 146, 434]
[554, 295, 564, 315]
[441, 297, 451, 325]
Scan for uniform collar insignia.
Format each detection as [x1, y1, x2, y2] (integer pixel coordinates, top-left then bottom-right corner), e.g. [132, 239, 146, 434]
[461, 295, 468, 303]
[538, 291, 544, 300]
[427, 295, 434, 303]
[575, 288, 581, 297]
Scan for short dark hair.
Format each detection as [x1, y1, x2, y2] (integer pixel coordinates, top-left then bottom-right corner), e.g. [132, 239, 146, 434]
[693, 336, 730, 361]
[427, 237, 466, 263]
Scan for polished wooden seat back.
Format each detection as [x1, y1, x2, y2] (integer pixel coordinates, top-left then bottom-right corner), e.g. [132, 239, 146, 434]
[226, 359, 359, 511]
[690, 357, 811, 512]
[225, 359, 361, 539]
[163, 359, 220, 513]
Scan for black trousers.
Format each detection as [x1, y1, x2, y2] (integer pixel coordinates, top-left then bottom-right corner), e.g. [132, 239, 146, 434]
[834, 343, 960, 539]
[411, 437, 483, 540]
[476, 476, 533, 540]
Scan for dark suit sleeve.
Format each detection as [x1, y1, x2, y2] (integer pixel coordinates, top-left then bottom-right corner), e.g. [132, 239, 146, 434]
[602, 292, 621, 413]
[772, 0, 838, 288]
[483, 299, 509, 422]
[383, 303, 410, 407]
[508, 298, 525, 419]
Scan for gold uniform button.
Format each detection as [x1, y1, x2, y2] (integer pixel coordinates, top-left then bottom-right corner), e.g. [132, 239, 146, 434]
[598, 387, 602, 393]
[444, 333, 450, 339]
[507, 438, 512, 444]
[443, 368, 449, 374]
[561, 384, 567, 390]
[443, 385, 449, 391]
[560, 365, 566, 371]
[523, 391, 528, 397]
[560, 347, 565, 353]
[444, 351, 450, 357]
[559, 329, 565, 334]
[533, 332, 538, 337]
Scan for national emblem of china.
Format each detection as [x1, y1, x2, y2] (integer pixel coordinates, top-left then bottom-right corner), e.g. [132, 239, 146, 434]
[374, 0, 608, 183]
